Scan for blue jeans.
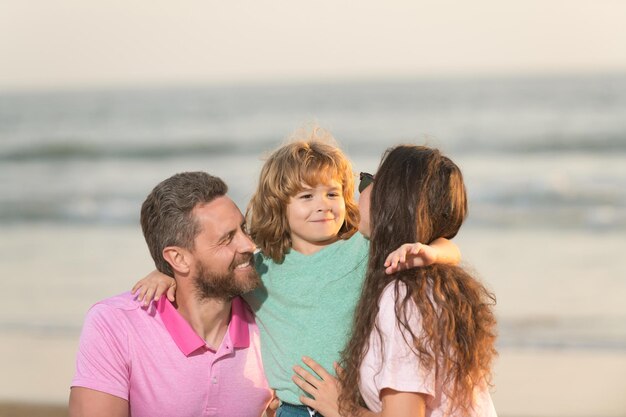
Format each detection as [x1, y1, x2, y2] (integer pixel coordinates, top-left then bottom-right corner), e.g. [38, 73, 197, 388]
[277, 402, 323, 417]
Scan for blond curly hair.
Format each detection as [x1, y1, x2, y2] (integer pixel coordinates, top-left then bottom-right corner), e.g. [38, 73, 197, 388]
[246, 127, 359, 263]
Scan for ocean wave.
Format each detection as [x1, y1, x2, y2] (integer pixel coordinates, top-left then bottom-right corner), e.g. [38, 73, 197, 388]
[459, 135, 626, 155]
[0, 139, 278, 161]
[2, 134, 626, 162]
[497, 316, 626, 351]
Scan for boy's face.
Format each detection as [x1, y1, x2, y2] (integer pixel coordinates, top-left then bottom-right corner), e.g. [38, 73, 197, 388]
[286, 179, 346, 255]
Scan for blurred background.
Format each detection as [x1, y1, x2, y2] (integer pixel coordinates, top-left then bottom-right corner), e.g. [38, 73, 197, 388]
[1, 1, 625, 416]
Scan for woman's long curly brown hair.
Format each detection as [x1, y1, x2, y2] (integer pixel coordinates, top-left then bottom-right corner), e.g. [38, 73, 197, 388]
[339, 145, 497, 416]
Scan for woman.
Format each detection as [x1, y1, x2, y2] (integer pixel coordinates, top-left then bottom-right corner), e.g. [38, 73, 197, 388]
[293, 145, 497, 417]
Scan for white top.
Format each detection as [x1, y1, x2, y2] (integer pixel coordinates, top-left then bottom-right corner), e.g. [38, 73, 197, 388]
[359, 282, 497, 417]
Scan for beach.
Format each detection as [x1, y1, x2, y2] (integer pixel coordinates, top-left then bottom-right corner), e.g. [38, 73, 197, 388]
[1, 225, 625, 416]
[1, 75, 625, 416]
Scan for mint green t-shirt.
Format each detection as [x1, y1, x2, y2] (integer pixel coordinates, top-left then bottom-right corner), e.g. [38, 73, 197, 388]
[243, 232, 369, 405]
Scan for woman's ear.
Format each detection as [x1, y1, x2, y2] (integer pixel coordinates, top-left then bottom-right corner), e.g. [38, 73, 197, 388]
[162, 246, 192, 275]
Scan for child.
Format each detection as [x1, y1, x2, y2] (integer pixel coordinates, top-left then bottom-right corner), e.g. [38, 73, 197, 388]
[133, 128, 460, 417]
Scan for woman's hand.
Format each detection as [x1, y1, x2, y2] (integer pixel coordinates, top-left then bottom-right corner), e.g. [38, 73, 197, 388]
[292, 357, 342, 417]
[131, 270, 177, 306]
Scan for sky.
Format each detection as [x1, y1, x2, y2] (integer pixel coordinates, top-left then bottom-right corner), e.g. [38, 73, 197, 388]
[1, 0, 625, 90]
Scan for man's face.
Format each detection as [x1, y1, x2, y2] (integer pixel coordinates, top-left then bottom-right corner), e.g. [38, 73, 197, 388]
[189, 196, 260, 300]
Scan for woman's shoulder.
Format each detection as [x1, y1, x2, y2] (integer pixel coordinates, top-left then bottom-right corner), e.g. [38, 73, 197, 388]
[378, 281, 407, 314]
[377, 280, 423, 327]
[380, 280, 408, 301]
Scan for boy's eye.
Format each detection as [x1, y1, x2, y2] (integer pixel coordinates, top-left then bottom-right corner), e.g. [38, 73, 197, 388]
[299, 193, 313, 199]
[328, 192, 341, 198]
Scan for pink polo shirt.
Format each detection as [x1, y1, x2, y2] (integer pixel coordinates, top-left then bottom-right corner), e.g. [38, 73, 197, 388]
[71, 292, 271, 417]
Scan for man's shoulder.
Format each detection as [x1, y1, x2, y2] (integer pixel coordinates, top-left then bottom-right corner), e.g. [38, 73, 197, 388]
[91, 291, 143, 310]
[85, 292, 145, 322]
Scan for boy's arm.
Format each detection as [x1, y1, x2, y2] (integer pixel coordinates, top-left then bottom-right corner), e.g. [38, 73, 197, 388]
[384, 237, 460, 275]
[131, 270, 177, 306]
[429, 237, 461, 265]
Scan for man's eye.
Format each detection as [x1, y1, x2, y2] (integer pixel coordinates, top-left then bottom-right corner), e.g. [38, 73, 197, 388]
[222, 232, 235, 245]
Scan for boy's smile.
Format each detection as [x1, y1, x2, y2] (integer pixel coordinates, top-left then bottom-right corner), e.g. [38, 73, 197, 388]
[286, 180, 346, 255]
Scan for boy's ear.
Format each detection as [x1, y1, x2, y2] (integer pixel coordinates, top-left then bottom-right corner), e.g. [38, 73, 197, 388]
[162, 246, 192, 275]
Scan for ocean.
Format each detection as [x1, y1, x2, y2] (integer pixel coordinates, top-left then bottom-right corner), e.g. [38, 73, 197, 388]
[1, 73, 625, 358]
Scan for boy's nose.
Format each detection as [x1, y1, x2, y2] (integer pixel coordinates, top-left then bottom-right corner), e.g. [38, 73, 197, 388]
[317, 197, 332, 211]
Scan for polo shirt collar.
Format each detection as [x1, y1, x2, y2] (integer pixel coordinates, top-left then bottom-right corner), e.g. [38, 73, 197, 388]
[157, 295, 250, 356]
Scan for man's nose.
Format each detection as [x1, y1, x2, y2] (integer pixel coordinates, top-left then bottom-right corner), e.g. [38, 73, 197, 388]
[237, 230, 257, 253]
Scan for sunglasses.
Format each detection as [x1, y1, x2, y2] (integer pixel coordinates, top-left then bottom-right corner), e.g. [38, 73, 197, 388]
[358, 172, 374, 193]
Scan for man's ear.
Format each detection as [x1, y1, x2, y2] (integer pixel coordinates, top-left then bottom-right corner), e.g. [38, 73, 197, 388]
[162, 246, 192, 275]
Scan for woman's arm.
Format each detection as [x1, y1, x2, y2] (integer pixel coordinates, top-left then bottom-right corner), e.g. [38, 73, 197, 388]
[292, 358, 427, 417]
[379, 389, 426, 417]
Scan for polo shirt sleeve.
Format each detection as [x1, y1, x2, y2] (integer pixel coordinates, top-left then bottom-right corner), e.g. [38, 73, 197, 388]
[71, 303, 131, 400]
[374, 283, 436, 400]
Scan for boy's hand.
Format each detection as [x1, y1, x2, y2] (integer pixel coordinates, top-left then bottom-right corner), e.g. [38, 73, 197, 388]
[384, 243, 438, 275]
[131, 270, 177, 306]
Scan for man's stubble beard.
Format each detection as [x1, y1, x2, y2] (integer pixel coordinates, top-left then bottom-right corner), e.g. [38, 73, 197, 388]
[193, 252, 260, 301]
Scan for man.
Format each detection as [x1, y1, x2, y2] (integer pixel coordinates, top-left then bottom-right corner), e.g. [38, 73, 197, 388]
[69, 172, 273, 417]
